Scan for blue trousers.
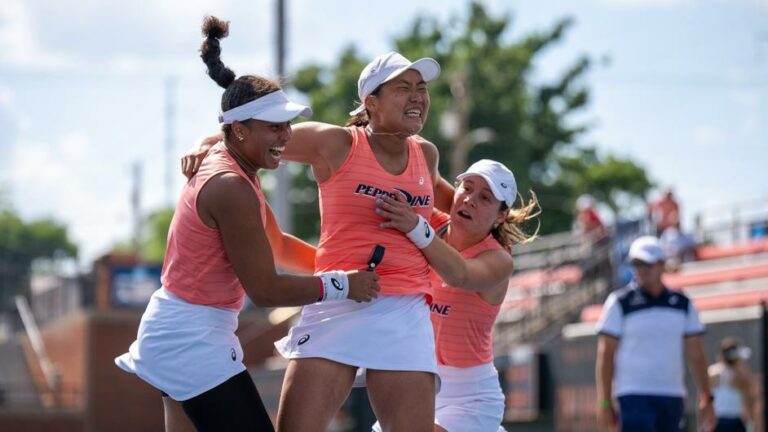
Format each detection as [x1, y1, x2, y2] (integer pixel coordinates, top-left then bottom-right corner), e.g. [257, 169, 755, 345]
[618, 395, 685, 432]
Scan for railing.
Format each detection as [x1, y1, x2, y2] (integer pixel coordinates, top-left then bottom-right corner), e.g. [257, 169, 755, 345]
[496, 236, 614, 352]
[509, 231, 591, 272]
[14, 296, 60, 404]
[694, 196, 768, 244]
[0, 381, 81, 409]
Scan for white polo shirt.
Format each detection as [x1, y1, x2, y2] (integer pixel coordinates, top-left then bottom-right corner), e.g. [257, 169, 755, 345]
[596, 283, 704, 397]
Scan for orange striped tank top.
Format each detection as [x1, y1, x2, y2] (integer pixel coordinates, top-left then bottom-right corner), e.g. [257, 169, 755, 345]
[161, 143, 267, 311]
[315, 126, 434, 297]
[429, 211, 505, 367]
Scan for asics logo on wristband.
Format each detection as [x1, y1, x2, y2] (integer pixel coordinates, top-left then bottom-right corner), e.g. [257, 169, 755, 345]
[406, 214, 436, 249]
[319, 271, 349, 301]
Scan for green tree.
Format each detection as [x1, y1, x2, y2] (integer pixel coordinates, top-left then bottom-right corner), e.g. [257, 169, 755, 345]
[0, 201, 78, 311]
[111, 207, 174, 264]
[140, 208, 174, 264]
[541, 147, 653, 233]
[289, 2, 652, 237]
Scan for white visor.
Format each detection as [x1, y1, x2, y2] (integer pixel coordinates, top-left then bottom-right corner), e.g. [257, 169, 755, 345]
[219, 90, 313, 124]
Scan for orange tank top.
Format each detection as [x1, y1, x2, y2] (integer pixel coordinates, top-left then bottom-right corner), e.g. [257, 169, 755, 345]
[162, 143, 267, 310]
[429, 211, 505, 367]
[315, 126, 434, 297]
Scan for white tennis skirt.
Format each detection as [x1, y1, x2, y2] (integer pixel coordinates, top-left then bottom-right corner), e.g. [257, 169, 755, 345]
[275, 295, 438, 383]
[372, 362, 505, 432]
[434, 363, 507, 432]
[114, 287, 245, 401]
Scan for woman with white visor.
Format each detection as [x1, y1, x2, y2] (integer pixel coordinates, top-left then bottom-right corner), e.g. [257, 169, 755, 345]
[115, 16, 379, 432]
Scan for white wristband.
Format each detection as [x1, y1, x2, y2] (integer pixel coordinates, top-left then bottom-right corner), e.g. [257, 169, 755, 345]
[406, 214, 435, 249]
[318, 271, 349, 302]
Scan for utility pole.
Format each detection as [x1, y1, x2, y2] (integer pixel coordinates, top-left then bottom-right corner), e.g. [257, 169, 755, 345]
[440, 70, 494, 179]
[446, 70, 470, 180]
[131, 161, 142, 257]
[164, 77, 176, 208]
[272, 0, 293, 232]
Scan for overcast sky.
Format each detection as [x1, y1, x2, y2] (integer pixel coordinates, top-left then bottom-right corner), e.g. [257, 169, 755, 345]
[1, 0, 766, 266]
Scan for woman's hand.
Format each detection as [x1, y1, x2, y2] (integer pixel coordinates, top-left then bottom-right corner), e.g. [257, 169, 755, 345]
[345, 270, 381, 303]
[181, 134, 221, 179]
[375, 192, 418, 233]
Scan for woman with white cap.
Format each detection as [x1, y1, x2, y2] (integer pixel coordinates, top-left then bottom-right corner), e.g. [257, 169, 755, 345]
[115, 16, 380, 432]
[373, 159, 539, 432]
[183, 49, 453, 431]
[272, 51, 449, 432]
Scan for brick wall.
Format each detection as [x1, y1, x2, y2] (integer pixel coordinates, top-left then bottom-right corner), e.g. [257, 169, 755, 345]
[84, 310, 164, 432]
[9, 306, 290, 432]
[0, 410, 84, 432]
[20, 311, 86, 408]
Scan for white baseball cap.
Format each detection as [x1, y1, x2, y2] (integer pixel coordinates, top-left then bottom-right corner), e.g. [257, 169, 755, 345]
[349, 51, 441, 116]
[628, 236, 667, 264]
[456, 159, 518, 207]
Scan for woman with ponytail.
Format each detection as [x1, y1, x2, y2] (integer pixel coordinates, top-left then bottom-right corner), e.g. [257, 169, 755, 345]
[115, 16, 380, 432]
[184, 47, 456, 430]
[373, 159, 539, 432]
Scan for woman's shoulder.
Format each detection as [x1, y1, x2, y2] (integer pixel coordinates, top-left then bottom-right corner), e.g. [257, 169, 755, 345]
[475, 246, 514, 265]
[412, 135, 438, 160]
[294, 121, 352, 142]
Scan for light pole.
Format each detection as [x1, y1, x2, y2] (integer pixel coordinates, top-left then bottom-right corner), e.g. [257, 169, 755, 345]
[164, 76, 176, 209]
[271, 0, 293, 232]
[131, 161, 142, 257]
[440, 71, 495, 178]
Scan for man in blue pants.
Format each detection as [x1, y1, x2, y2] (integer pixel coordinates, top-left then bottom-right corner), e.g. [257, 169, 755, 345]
[595, 236, 716, 431]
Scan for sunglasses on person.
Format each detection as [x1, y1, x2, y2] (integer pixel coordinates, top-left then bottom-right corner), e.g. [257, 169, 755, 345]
[630, 259, 654, 268]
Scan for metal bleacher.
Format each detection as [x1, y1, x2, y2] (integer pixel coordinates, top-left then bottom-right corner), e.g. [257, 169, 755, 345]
[494, 228, 617, 352]
[571, 201, 768, 329]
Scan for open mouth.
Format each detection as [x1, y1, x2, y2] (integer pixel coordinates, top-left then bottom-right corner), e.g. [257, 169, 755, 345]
[269, 146, 285, 158]
[405, 108, 422, 119]
[457, 209, 472, 220]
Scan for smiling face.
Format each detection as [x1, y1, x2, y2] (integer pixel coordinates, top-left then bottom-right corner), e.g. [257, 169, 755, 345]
[231, 119, 292, 170]
[366, 69, 430, 135]
[450, 175, 506, 238]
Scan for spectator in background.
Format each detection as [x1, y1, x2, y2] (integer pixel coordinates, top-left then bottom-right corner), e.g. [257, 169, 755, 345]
[573, 194, 607, 242]
[708, 338, 763, 432]
[648, 188, 680, 236]
[595, 236, 715, 432]
[659, 220, 697, 272]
